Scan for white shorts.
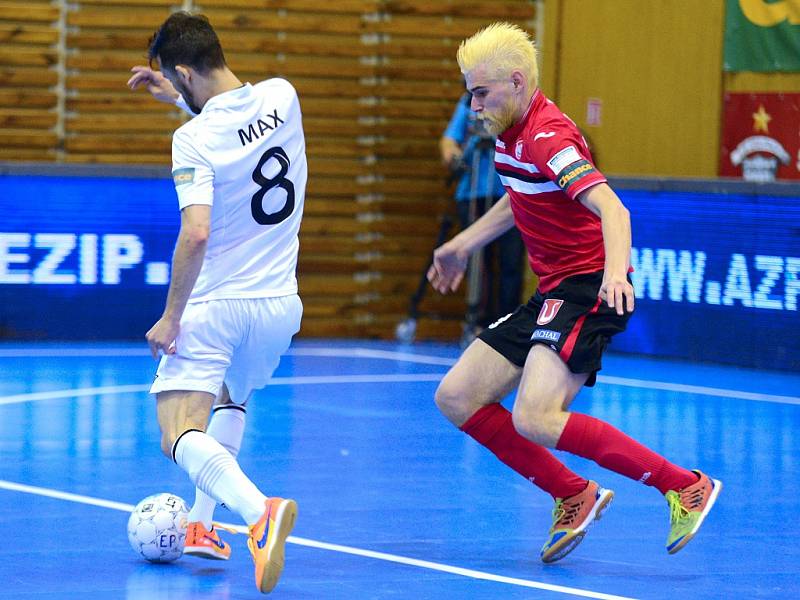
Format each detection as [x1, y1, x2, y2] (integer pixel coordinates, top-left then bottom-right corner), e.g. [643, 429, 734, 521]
[150, 294, 302, 404]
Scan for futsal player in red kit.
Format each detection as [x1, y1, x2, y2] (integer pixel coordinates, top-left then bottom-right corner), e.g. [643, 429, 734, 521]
[428, 22, 721, 563]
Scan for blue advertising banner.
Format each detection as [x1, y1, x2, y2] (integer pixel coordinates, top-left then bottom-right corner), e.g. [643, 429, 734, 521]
[614, 185, 800, 371]
[1, 171, 798, 371]
[0, 173, 178, 339]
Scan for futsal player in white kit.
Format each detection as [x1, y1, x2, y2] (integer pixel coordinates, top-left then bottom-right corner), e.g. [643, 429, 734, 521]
[127, 11, 305, 594]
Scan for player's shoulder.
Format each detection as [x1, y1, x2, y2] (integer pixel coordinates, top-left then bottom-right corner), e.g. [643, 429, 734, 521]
[172, 117, 200, 145]
[520, 97, 582, 163]
[253, 77, 298, 99]
[171, 108, 217, 164]
[526, 98, 579, 140]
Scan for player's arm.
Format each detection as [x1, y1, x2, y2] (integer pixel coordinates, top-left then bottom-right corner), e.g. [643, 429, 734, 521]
[127, 65, 196, 115]
[577, 183, 635, 315]
[440, 136, 462, 166]
[440, 95, 470, 166]
[145, 204, 210, 358]
[428, 193, 515, 293]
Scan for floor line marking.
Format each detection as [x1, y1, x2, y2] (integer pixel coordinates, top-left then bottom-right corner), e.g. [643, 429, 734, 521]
[0, 480, 135, 512]
[289, 347, 458, 366]
[299, 349, 800, 404]
[2, 375, 797, 407]
[0, 346, 460, 364]
[0, 345, 797, 405]
[0, 384, 150, 405]
[0, 374, 446, 406]
[0, 479, 637, 600]
[596, 375, 800, 405]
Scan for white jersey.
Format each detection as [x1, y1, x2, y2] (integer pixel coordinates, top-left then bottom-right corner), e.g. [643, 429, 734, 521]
[170, 78, 306, 303]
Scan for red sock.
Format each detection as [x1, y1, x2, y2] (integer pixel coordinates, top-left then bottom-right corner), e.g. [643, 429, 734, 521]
[555, 413, 696, 494]
[461, 404, 587, 499]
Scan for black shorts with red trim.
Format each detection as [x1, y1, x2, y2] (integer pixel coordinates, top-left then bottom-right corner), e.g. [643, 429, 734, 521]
[477, 270, 632, 387]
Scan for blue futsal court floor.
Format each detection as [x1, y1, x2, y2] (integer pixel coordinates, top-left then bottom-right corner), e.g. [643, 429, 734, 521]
[1, 340, 799, 599]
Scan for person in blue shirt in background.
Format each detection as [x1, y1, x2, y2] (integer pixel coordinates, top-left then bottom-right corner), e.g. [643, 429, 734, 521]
[440, 92, 525, 328]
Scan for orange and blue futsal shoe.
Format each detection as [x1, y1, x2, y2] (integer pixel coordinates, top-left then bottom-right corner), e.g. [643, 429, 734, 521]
[540, 481, 613, 563]
[183, 521, 233, 560]
[247, 497, 298, 594]
[665, 470, 722, 554]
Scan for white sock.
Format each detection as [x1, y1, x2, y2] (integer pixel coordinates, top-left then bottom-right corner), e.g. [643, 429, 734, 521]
[186, 405, 246, 529]
[174, 429, 266, 526]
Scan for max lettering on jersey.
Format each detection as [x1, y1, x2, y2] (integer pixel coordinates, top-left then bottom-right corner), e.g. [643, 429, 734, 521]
[237, 108, 285, 146]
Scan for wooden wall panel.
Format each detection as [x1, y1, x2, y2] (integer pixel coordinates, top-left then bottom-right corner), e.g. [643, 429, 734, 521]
[64, 2, 184, 163]
[0, 89, 56, 108]
[0, 23, 58, 44]
[0, 3, 58, 22]
[0, 0, 58, 163]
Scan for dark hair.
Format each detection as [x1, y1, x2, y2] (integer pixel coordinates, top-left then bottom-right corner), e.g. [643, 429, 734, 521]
[148, 11, 226, 73]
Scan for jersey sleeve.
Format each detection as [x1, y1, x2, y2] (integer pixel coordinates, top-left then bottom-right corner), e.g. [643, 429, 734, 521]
[527, 122, 606, 200]
[171, 128, 214, 209]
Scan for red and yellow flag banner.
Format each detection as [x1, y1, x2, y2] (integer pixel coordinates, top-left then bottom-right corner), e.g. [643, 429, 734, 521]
[720, 93, 800, 181]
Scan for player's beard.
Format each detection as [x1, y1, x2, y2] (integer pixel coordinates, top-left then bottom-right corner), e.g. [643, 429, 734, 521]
[175, 80, 202, 114]
[480, 96, 521, 136]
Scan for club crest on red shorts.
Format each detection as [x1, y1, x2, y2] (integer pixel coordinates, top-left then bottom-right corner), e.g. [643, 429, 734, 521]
[536, 299, 564, 325]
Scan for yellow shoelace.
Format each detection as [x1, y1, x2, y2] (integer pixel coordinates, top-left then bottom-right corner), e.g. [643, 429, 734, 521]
[666, 491, 690, 524]
[552, 499, 565, 524]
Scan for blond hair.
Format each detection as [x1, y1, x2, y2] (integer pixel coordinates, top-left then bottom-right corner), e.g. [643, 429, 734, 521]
[457, 22, 538, 88]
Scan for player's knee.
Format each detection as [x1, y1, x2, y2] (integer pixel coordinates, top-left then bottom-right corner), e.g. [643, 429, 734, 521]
[160, 432, 175, 458]
[433, 379, 454, 414]
[160, 422, 207, 461]
[160, 423, 187, 458]
[512, 405, 556, 447]
[434, 377, 470, 425]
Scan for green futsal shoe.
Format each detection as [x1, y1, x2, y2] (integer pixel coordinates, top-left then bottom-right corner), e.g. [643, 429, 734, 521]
[665, 470, 722, 554]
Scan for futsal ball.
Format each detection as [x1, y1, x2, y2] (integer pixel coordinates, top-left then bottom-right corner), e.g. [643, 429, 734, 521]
[127, 493, 189, 563]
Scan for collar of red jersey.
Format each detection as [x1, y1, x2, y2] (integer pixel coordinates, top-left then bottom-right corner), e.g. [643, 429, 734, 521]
[500, 89, 540, 141]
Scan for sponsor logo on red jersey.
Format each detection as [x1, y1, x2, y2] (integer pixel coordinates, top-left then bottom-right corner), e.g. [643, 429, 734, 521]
[536, 299, 564, 325]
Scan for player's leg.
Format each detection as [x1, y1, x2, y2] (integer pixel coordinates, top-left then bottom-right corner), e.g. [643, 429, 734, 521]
[511, 345, 614, 562]
[158, 389, 268, 526]
[150, 302, 267, 528]
[550, 368, 721, 554]
[435, 336, 589, 503]
[513, 272, 721, 555]
[150, 299, 295, 593]
[160, 387, 295, 593]
[227, 294, 302, 594]
[184, 384, 244, 560]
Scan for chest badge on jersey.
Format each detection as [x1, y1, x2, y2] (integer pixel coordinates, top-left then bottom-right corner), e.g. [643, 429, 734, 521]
[536, 299, 564, 325]
[515, 139, 524, 159]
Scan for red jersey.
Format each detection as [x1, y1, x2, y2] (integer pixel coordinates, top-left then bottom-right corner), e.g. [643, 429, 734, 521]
[495, 90, 607, 292]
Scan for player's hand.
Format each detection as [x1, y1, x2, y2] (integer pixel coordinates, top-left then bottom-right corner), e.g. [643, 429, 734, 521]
[443, 147, 463, 167]
[440, 138, 462, 167]
[427, 241, 469, 294]
[599, 275, 635, 316]
[127, 65, 179, 105]
[146, 316, 180, 359]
